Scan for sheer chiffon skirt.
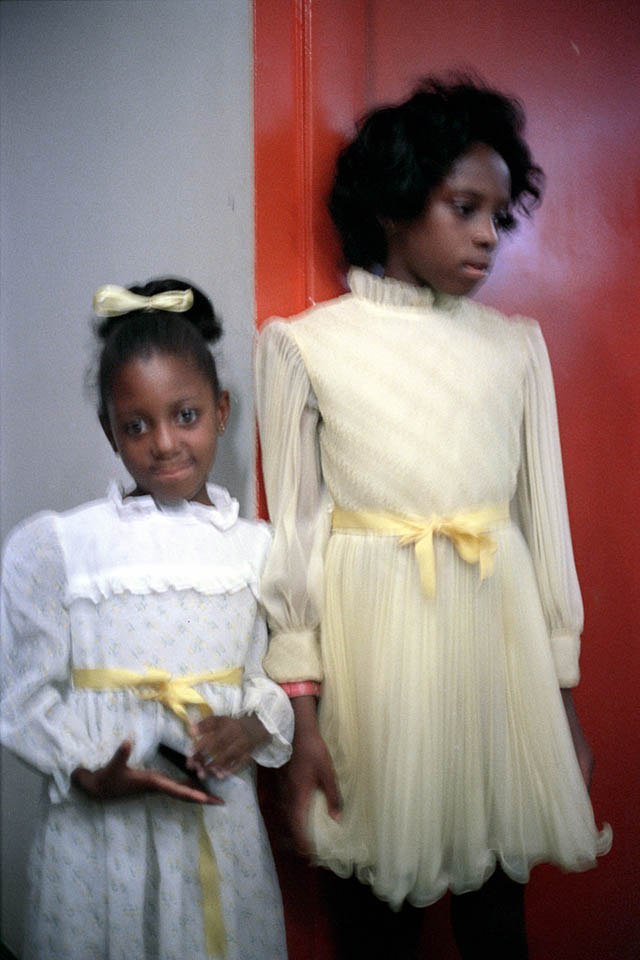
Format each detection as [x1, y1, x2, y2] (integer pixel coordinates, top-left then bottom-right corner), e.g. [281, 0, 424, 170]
[308, 524, 611, 909]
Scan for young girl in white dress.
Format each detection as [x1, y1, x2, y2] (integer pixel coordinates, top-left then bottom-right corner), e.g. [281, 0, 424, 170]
[1, 278, 293, 960]
[255, 78, 610, 957]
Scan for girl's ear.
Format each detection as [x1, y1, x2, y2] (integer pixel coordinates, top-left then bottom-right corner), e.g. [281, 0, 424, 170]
[100, 415, 119, 455]
[216, 391, 230, 436]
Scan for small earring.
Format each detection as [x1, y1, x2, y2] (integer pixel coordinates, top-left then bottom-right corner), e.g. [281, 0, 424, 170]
[218, 423, 226, 435]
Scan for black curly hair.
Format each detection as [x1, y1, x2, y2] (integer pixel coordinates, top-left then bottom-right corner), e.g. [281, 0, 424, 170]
[329, 75, 544, 269]
[96, 277, 223, 420]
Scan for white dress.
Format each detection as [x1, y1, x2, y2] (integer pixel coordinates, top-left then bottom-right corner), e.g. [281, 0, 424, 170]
[255, 267, 610, 909]
[0, 483, 293, 960]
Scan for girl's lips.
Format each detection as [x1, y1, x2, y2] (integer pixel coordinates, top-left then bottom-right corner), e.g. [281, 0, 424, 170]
[461, 262, 490, 280]
[152, 462, 193, 478]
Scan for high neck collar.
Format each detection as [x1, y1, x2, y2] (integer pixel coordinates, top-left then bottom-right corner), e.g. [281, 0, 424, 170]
[348, 267, 461, 311]
[107, 480, 239, 530]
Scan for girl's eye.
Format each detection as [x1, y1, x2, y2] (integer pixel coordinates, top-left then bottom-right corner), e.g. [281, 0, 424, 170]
[177, 407, 198, 425]
[124, 419, 146, 436]
[493, 209, 514, 232]
[452, 200, 475, 219]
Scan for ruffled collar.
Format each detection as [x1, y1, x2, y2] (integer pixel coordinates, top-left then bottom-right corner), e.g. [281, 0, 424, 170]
[348, 266, 460, 312]
[107, 481, 239, 531]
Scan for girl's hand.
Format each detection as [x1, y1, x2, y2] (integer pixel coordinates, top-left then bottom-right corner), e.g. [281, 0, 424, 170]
[71, 740, 223, 805]
[188, 714, 269, 779]
[284, 695, 341, 856]
[561, 689, 594, 790]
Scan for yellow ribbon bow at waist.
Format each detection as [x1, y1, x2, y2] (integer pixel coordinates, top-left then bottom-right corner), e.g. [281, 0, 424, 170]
[72, 665, 243, 723]
[72, 664, 243, 958]
[332, 503, 510, 597]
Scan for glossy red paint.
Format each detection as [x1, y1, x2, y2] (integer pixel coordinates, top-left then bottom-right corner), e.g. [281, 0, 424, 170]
[254, 2, 640, 957]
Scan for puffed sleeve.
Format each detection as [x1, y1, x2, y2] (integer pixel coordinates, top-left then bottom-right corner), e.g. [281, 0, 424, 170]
[255, 320, 331, 682]
[1, 514, 94, 800]
[514, 320, 584, 686]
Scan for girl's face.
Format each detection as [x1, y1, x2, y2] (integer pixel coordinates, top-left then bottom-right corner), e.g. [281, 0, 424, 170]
[384, 142, 512, 295]
[102, 351, 229, 506]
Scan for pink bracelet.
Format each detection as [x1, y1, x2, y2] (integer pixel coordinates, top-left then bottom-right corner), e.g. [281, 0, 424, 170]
[280, 681, 322, 698]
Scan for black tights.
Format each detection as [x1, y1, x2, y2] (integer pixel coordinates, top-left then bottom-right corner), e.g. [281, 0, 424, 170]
[320, 867, 528, 959]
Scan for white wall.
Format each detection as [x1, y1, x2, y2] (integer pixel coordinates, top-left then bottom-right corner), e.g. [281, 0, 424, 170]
[0, 1, 254, 953]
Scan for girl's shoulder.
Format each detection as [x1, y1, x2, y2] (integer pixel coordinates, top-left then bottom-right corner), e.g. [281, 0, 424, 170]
[468, 302, 546, 353]
[230, 514, 272, 564]
[2, 510, 57, 569]
[1, 496, 112, 585]
[460, 296, 533, 327]
[3, 496, 110, 552]
[202, 482, 271, 557]
[49, 494, 126, 556]
[260, 289, 356, 339]
[461, 298, 544, 350]
[257, 296, 357, 386]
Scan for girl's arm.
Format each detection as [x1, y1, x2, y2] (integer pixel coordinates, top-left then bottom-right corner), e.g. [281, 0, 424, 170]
[235, 597, 294, 766]
[0, 514, 95, 801]
[255, 320, 331, 683]
[515, 321, 593, 787]
[285, 694, 341, 853]
[254, 321, 341, 847]
[515, 320, 584, 687]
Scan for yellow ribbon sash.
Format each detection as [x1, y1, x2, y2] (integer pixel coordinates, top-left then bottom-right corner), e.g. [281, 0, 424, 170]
[332, 503, 509, 597]
[73, 665, 243, 957]
[72, 665, 243, 722]
[199, 813, 227, 957]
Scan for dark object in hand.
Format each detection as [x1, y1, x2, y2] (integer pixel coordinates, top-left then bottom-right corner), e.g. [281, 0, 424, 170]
[158, 743, 212, 793]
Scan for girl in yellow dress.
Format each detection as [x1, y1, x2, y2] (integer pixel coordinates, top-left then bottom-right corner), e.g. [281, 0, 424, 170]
[256, 77, 610, 958]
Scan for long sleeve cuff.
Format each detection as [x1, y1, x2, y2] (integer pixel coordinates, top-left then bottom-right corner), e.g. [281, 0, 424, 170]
[550, 631, 581, 687]
[239, 673, 294, 768]
[263, 629, 323, 684]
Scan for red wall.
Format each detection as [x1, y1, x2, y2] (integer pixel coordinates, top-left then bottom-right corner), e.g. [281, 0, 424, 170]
[254, 2, 640, 957]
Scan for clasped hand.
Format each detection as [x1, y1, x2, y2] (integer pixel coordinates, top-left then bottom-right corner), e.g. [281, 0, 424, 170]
[71, 715, 268, 805]
[187, 714, 269, 780]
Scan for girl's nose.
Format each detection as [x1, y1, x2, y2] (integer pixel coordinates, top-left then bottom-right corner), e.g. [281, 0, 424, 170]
[474, 215, 499, 249]
[151, 422, 179, 457]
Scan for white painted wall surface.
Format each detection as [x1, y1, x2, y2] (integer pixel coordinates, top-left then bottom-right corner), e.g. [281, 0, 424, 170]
[0, 1, 254, 953]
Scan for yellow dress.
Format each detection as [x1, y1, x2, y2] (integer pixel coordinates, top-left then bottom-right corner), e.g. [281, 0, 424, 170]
[256, 268, 610, 909]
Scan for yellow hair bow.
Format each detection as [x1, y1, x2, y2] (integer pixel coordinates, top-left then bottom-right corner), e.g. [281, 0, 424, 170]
[92, 284, 193, 317]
